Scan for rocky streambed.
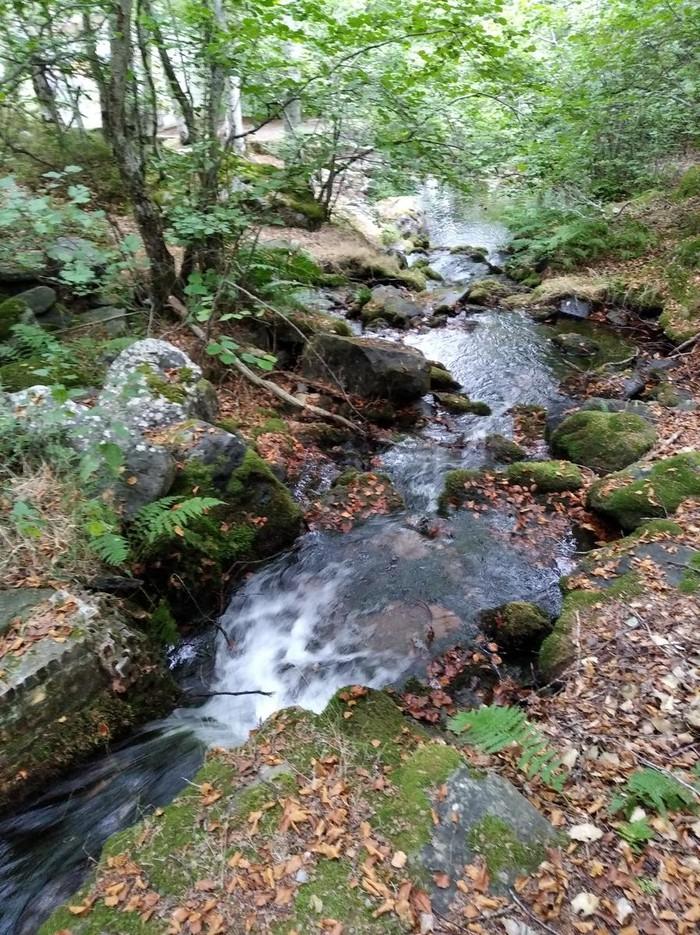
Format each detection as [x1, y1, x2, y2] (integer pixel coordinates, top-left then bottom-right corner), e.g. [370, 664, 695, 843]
[2, 190, 698, 934]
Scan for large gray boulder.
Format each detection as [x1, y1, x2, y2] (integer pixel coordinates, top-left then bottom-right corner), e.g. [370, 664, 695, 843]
[302, 333, 430, 403]
[13, 285, 56, 316]
[361, 284, 424, 327]
[0, 588, 175, 806]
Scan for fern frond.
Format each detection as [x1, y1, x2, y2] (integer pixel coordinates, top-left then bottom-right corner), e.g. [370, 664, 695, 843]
[447, 705, 566, 791]
[617, 818, 655, 851]
[610, 768, 697, 816]
[134, 495, 224, 545]
[90, 532, 130, 565]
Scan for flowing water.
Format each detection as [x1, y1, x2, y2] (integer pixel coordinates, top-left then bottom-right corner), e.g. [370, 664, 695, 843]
[0, 187, 603, 933]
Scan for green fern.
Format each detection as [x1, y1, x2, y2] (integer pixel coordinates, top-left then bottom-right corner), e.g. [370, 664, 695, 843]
[610, 768, 697, 817]
[447, 705, 567, 791]
[133, 495, 224, 545]
[90, 531, 130, 565]
[617, 818, 655, 851]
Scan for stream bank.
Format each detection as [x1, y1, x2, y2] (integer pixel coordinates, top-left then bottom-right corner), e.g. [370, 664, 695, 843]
[3, 185, 700, 933]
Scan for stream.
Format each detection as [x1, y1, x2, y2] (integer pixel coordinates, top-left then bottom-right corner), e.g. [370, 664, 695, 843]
[0, 186, 619, 933]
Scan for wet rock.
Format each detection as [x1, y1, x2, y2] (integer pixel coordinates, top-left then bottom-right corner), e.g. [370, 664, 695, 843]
[161, 420, 247, 490]
[0, 589, 176, 808]
[559, 296, 591, 319]
[361, 285, 423, 327]
[588, 452, 700, 529]
[0, 588, 55, 638]
[505, 460, 584, 493]
[427, 314, 448, 328]
[76, 305, 127, 336]
[302, 333, 430, 404]
[13, 285, 57, 316]
[429, 366, 460, 391]
[485, 434, 526, 464]
[552, 332, 599, 356]
[430, 285, 470, 316]
[434, 392, 491, 416]
[551, 409, 656, 475]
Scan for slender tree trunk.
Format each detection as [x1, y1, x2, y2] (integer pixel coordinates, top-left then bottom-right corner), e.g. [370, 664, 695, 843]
[31, 60, 64, 129]
[82, 14, 112, 140]
[143, 0, 198, 144]
[108, 0, 175, 312]
[211, 0, 245, 154]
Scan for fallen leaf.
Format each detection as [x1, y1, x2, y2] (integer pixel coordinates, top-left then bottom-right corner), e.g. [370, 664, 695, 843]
[391, 850, 407, 869]
[568, 823, 603, 843]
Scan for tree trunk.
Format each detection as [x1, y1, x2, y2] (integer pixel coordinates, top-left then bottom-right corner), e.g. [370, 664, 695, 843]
[108, 0, 175, 312]
[31, 60, 64, 129]
[143, 0, 198, 145]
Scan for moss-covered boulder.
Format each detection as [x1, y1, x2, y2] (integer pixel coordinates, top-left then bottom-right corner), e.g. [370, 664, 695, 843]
[438, 468, 484, 512]
[587, 452, 700, 530]
[429, 365, 460, 391]
[467, 278, 513, 306]
[361, 284, 424, 328]
[309, 470, 404, 530]
[503, 276, 609, 310]
[334, 252, 427, 291]
[481, 601, 552, 653]
[0, 589, 176, 809]
[41, 690, 556, 934]
[434, 392, 491, 415]
[550, 410, 657, 475]
[153, 425, 303, 585]
[485, 434, 526, 464]
[505, 460, 583, 493]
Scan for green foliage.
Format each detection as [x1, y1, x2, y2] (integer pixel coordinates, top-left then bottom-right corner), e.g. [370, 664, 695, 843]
[617, 818, 655, 851]
[610, 768, 697, 817]
[148, 601, 179, 646]
[675, 167, 700, 200]
[132, 495, 225, 547]
[447, 705, 566, 791]
[504, 199, 653, 271]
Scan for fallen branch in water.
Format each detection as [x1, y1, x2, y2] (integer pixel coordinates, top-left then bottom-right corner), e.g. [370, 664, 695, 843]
[168, 295, 363, 435]
[188, 690, 274, 698]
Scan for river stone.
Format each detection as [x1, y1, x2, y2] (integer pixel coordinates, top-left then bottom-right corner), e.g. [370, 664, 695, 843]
[13, 285, 57, 316]
[430, 285, 470, 316]
[302, 333, 430, 404]
[481, 600, 552, 653]
[361, 284, 423, 327]
[485, 433, 527, 464]
[423, 767, 557, 908]
[552, 332, 599, 356]
[559, 296, 591, 319]
[588, 452, 700, 529]
[0, 589, 175, 808]
[551, 409, 657, 475]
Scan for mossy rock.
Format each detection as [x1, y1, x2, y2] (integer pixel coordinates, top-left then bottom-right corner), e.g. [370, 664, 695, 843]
[505, 460, 583, 493]
[607, 279, 664, 316]
[467, 279, 513, 306]
[41, 689, 555, 934]
[434, 392, 491, 415]
[429, 365, 460, 391]
[587, 452, 700, 530]
[481, 601, 552, 653]
[438, 468, 484, 512]
[550, 410, 657, 475]
[0, 296, 32, 340]
[0, 354, 100, 391]
[147, 448, 303, 588]
[485, 434, 526, 464]
[335, 253, 426, 291]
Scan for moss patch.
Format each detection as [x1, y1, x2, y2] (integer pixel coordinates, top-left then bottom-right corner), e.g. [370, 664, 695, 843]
[505, 460, 583, 493]
[429, 366, 460, 390]
[438, 468, 484, 512]
[679, 552, 700, 594]
[434, 392, 492, 415]
[468, 815, 546, 879]
[0, 296, 30, 340]
[482, 601, 551, 653]
[588, 452, 700, 530]
[551, 410, 657, 475]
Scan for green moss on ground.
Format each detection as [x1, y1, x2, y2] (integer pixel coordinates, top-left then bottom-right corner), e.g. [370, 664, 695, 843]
[482, 601, 551, 652]
[539, 572, 642, 678]
[467, 279, 513, 305]
[505, 460, 583, 492]
[587, 452, 700, 530]
[468, 815, 546, 879]
[679, 552, 700, 594]
[550, 410, 657, 475]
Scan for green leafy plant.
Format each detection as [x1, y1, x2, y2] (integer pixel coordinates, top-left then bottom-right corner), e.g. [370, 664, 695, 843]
[10, 499, 45, 539]
[206, 336, 276, 372]
[447, 705, 567, 791]
[132, 495, 225, 547]
[610, 768, 697, 817]
[617, 818, 655, 851]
